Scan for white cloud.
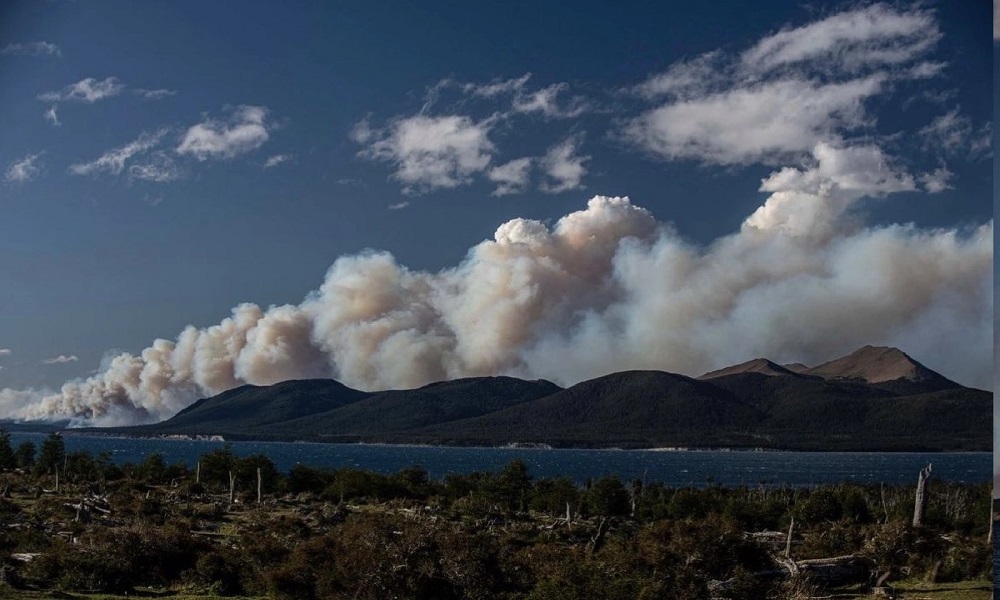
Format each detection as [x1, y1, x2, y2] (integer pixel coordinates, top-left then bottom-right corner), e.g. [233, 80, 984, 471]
[1, 41, 61, 57]
[38, 77, 125, 103]
[43, 105, 60, 126]
[69, 130, 167, 177]
[176, 105, 271, 160]
[42, 355, 78, 365]
[387, 201, 410, 210]
[744, 142, 916, 237]
[512, 82, 588, 118]
[461, 74, 532, 98]
[135, 88, 176, 100]
[626, 5, 941, 167]
[625, 76, 884, 166]
[488, 157, 534, 196]
[4, 152, 44, 183]
[540, 135, 589, 194]
[129, 151, 183, 183]
[263, 154, 293, 168]
[741, 4, 940, 74]
[919, 109, 992, 160]
[633, 52, 725, 100]
[0, 349, 11, 356]
[356, 114, 496, 194]
[994, 0, 1000, 41]
[920, 167, 953, 193]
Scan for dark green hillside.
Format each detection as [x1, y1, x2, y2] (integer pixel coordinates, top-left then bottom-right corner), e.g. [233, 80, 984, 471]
[84, 345, 992, 451]
[408, 371, 765, 447]
[270, 376, 561, 436]
[139, 379, 370, 434]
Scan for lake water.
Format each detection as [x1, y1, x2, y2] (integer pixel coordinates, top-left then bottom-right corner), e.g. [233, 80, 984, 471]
[7, 432, 989, 487]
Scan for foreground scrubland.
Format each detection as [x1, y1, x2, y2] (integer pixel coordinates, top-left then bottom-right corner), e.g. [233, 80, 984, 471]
[0, 433, 990, 599]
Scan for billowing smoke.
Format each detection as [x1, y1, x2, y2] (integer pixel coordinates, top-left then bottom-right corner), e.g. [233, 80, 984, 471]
[1, 155, 991, 425]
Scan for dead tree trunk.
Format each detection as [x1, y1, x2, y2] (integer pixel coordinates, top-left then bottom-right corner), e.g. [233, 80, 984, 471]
[228, 471, 236, 504]
[784, 517, 795, 559]
[912, 463, 931, 527]
[196, 461, 201, 485]
[54, 468, 59, 494]
[988, 505, 994, 545]
[256, 467, 262, 504]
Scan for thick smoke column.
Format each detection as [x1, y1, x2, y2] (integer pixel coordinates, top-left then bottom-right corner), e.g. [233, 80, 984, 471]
[1, 159, 991, 424]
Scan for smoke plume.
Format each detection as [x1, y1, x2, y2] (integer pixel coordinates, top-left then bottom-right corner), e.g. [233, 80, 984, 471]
[1, 169, 991, 425]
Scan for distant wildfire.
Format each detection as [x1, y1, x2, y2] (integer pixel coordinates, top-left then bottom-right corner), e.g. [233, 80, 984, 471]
[1, 155, 992, 425]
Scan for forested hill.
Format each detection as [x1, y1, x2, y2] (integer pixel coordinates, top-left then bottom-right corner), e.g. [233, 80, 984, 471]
[89, 346, 989, 451]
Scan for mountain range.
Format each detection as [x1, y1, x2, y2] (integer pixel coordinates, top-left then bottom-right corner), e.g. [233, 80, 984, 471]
[92, 345, 990, 451]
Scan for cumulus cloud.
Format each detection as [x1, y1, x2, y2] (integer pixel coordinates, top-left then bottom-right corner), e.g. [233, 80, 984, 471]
[43, 105, 60, 126]
[4, 152, 44, 183]
[355, 114, 496, 194]
[176, 105, 271, 161]
[38, 77, 125, 103]
[69, 130, 167, 177]
[43, 355, 78, 365]
[540, 136, 589, 193]
[0, 349, 11, 356]
[1, 41, 61, 57]
[744, 142, 916, 238]
[263, 154, 293, 168]
[488, 157, 533, 196]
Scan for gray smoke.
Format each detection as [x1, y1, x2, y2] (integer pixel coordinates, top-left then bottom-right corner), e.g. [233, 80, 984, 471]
[0, 160, 991, 425]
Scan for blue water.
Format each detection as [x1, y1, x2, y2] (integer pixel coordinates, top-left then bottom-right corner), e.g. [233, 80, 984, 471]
[8, 433, 989, 487]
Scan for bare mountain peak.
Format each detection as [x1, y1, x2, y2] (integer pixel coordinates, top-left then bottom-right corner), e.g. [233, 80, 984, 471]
[806, 345, 945, 384]
[699, 358, 796, 379]
[782, 362, 812, 374]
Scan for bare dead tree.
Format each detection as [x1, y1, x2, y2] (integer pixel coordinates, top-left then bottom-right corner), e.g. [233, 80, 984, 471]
[912, 463, 931, 528]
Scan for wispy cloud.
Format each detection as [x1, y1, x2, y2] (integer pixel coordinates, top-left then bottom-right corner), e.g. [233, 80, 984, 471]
[994, 0, 1000, 41]
[488, 157, 533, 196]
[354, 114, 496, 194]
[38, 77, 125, 103]
[387, 201, 410, 210]
[43, 105, 60, 126]
[540, 135, 589, 194]
[69, 130, 168, 177]
[740, 4, 940, 75]
[4, 152, 44, 184]
[42, 355, 78, 365]
[512, 82, 589, 118]
[0, 349, 11, 356]
[176, 105, 271, 160]
[624, 5, 941, 167]
[438, 73, 588, 119]
[1, 41, 61, 57]
[129, 151, 183, 183]
[135, 88, 177, 100]
[263, 154, 293, 168]
[919, 108, 992, 160]
[920, 166, 953, 193]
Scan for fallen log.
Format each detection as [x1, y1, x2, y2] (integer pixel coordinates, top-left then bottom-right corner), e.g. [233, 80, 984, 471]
[787, 554, 873, 586]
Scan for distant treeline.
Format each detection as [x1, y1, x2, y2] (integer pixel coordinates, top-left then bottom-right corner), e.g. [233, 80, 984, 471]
[0, 432, 991, 599]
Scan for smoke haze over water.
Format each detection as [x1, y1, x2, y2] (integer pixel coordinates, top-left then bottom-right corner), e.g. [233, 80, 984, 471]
[1, 175, 991, 426]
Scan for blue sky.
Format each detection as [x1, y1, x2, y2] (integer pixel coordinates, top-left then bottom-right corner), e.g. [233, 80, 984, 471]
[0, 1, 993, 425]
